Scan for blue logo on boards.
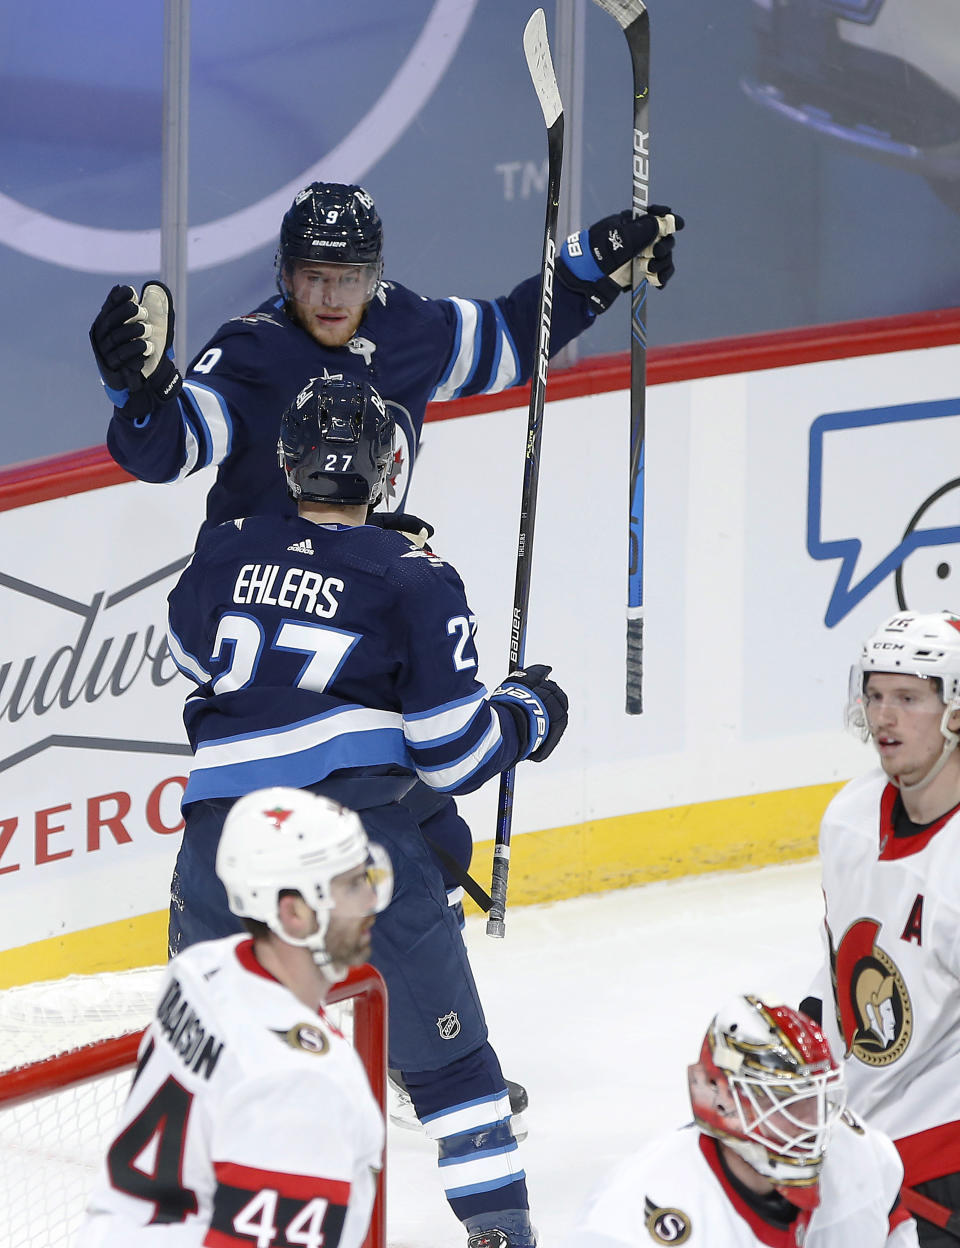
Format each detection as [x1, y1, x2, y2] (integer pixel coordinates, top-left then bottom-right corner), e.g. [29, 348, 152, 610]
[807, 396, 960, 626]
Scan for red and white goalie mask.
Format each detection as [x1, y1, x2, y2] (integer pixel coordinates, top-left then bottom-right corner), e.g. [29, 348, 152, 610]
[688, 995, 845, 1210]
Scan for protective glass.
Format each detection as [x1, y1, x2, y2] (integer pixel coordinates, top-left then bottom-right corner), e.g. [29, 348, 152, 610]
[289, 260, 381, 308]
[847, 666, 946, 737]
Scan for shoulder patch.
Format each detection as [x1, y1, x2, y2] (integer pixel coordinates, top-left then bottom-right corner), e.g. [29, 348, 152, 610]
[644, 1196, 692, 1244]
[274, 1023, 330, 1056]
[229, 311, 283, 328]
[400, 548, 447, 568]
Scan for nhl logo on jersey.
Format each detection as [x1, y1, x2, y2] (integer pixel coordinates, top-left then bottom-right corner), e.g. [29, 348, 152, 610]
[832, 918, 912, 1066]
[279, 1023, 330, 1056]
[436, 1011, 461, 1040]
[643, 1196, 691, 1244]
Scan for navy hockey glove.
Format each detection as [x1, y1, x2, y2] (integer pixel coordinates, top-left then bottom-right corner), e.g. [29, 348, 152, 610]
[491, 664, 569, 763]
[366, 510, 435, 549]
[558, 206, 684, 312]
[90, 281, 182, 408]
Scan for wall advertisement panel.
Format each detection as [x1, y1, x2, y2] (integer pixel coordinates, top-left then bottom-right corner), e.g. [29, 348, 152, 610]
[2, 325, 960, 981]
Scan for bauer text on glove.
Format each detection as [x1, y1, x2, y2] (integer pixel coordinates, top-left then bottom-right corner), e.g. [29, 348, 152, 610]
[558, 205, 684, 312]
[490, 664, 569, 763]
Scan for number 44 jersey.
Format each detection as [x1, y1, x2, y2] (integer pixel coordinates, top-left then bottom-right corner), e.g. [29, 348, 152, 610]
[75, 934, 383, 1248]
[165, 515, 532, 806]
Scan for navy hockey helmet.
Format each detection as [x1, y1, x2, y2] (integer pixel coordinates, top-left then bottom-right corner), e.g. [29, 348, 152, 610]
[278, 376, 395, 508]
[276, 183, 384, 295]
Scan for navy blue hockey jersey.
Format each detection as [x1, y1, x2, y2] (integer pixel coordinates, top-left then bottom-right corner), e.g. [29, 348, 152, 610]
[166, 515, 531, 806]
[108, 276, 595, 540]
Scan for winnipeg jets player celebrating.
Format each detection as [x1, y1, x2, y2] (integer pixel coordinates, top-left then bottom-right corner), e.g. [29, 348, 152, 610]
[165, 375, 568, 1248]
[802, 611, 960, 1246]
[88, 181, 679, 1119]
[89, 181, 683, 535]
[566, 995, 916, 1248]
[75, 786, 392, 1248]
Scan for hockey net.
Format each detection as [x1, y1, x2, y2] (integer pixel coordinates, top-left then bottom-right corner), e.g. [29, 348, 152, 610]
[0, 962, 387, 1248]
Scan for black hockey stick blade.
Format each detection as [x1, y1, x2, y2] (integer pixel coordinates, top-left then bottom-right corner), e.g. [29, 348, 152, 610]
[487, 9, 564, 940]
[591, 0, 650, 715]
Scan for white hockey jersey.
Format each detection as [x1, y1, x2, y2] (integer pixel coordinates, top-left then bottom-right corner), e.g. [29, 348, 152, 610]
[75, 934, 384, 1248]
[815, 769, 960, 1185]
[565, 1117, 915, 1248]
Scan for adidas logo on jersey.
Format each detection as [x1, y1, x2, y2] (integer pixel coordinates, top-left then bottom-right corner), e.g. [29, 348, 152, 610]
[287, 538, 315, 555]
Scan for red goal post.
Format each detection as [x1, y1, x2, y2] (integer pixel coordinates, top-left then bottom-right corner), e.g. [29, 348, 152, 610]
[0, 963, 388, 1248]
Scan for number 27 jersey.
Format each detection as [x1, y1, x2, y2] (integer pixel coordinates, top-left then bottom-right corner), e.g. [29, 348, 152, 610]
[166, 515, 528, 806]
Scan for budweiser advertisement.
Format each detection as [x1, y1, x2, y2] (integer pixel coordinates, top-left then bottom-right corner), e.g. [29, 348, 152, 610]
[0, 472, 210, 956]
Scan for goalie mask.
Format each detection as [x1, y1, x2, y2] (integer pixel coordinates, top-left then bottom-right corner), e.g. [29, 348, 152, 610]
[216, 787, 392, 975]
[276, 182, 383, 306]
[278, 377, 395, 508]
[846, 611, 960, 791]
[688, 995, 845, 1210]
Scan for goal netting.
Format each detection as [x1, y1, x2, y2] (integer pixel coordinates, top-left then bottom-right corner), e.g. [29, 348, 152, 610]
[0, 964, 386, 1248]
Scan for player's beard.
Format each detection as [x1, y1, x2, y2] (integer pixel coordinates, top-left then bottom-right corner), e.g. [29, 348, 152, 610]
[325, 914, 375, 972]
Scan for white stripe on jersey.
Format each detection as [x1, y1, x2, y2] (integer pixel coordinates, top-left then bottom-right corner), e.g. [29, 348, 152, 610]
[184, 380, 232, 469]
[167, 621, 211, 683]
[166, 419, 201, 483]
[432, 298, 480, 401]
[415, 710, 502, 791]
[403, 689, 488, 746]
[439, 1140, 524, 1198]
[191, 705, 403, 772]
[488, 302, 521, 393]
[421, 1091, 512, 1140]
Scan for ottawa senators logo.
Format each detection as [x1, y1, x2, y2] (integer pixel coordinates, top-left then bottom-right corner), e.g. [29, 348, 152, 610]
[643, 1197, 691, 1243]
[276, 1023, 330, 1055]
[831, 919, 912, 1066]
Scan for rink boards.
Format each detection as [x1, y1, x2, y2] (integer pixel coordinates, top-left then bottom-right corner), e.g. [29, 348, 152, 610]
[2, 311, 959, 983]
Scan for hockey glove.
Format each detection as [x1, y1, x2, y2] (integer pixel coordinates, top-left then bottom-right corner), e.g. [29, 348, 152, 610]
[90, 281, 183, 408]
[491, 664, 569, 763]
[366, 510, 435, 549]
[558, 206, 684, 312]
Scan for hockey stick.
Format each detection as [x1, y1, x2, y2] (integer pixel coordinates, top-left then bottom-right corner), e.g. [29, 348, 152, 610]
[591, 0, 650, 714]
[486, 8, 563, 940]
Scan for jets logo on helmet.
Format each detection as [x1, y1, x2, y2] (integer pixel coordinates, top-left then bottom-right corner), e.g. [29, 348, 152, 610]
[263, 805, 294, 829]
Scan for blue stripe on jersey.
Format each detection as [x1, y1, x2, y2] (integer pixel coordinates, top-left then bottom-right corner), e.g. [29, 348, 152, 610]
[183, 718, 410, 803]
[444, 1174, 528, 1200]
[489, 301, 521, 392]
[431, 298, 465, 401]
[439, 1135, 519, 1167]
